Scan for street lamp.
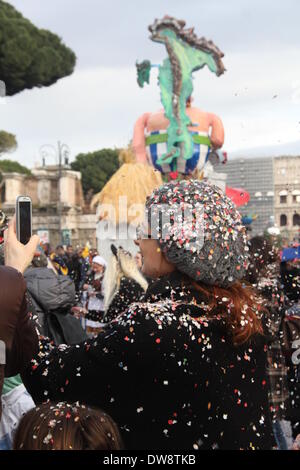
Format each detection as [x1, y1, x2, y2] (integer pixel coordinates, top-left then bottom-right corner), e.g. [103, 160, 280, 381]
[39, 142, 71, 244]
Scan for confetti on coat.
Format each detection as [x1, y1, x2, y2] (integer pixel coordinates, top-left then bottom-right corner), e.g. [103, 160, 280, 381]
[24, 272, 273, 450]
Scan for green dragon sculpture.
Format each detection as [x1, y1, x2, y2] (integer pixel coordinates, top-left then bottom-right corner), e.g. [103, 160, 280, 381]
[136, 16, 225, 166]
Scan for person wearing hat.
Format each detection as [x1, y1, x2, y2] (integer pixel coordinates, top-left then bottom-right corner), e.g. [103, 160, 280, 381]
[81, 255, 107, 337]
[16, 180, 273, 449]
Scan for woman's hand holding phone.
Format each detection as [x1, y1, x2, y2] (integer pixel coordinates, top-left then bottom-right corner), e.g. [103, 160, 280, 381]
[4, 216, 40, 274]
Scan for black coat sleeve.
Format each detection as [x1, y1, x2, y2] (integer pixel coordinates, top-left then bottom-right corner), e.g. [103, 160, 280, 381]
[0, 267, 39, 378]
[22, 303, 159, 408]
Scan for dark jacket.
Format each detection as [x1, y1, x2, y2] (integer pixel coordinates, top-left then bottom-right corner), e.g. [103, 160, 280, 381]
[65, 254, 84, 293]
[282, 313, 300, 434]
[24, 267, 87, 345]
[104, 277, 145, 323]
[280, 262, 300, 304]
[23, 272, 273, 450]
[254, 267, 290, 423]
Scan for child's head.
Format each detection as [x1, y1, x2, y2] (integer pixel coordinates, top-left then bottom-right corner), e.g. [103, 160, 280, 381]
[13, 402, 123, 450]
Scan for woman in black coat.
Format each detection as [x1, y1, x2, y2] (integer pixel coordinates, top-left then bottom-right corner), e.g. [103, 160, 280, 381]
[22, 181, 273, 450]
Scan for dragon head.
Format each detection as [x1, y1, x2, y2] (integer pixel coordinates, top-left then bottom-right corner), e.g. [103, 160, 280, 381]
[148, 15, 225, 76]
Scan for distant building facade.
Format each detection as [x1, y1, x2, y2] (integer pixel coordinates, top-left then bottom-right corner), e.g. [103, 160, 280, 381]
[0, 165, 97, 248]
[215, 156, 274, 235]
[273, 156, 300, 243]
[2, 156, 299, 249]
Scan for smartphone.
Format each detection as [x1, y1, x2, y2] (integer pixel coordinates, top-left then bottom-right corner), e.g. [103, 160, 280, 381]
[16, 196, 32, 245]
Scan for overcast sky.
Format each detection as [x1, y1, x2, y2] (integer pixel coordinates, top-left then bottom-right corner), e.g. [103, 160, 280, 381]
[1, 0, 300, 168]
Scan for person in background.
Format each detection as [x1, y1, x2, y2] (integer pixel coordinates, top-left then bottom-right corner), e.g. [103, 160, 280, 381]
[50, 245, 68, 276]
[89, 248, 99, 267]
[56, 245, 66, 259]
[280, 259, 300, 314]
[24, 252, 87, 346]
[66, 245, 74, 259]
[245, 235, 292, 450]
[280, 256, 300, 440]
[280, 259, 300, 441]
[64, 244, 73, 273]
[64, 245, 82, 294]
[82, 256, 107, 337]
[39, 243, 58, 274]
[62, 247, 84, 294]
[42, 243, 52, 258]
[13, 402, 123, 450]
[281, 309, 300, 443]
[78, 247, 90, 291]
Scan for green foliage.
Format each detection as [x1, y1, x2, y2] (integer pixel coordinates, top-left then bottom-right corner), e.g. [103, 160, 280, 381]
[71, 149, 120, 197]
[0, 1, 76, 95]
[0, 159, 31, 175]
[0, 130, 17, 155]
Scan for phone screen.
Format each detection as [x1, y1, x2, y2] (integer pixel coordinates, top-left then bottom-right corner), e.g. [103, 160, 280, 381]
[19, 200, 32, 244]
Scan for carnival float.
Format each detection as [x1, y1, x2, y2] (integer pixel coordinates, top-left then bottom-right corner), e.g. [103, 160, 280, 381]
[92, 16, 251, 259]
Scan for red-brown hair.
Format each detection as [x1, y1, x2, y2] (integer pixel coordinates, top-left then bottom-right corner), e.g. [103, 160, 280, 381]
[188, 280, 265, 346]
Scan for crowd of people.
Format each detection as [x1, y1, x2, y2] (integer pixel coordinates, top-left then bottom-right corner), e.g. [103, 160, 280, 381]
[0, 180, 299, 451]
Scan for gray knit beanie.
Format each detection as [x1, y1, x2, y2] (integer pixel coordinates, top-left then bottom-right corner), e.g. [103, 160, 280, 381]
[145, 179, 249, 288]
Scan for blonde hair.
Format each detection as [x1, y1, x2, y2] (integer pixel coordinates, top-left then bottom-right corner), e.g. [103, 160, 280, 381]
[104, 248, 148, 312]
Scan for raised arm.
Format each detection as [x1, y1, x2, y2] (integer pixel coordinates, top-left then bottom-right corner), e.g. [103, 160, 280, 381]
[207, 112, 224, 149]
[1, 218, 40, 378]
[132, 112, 151, 163]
